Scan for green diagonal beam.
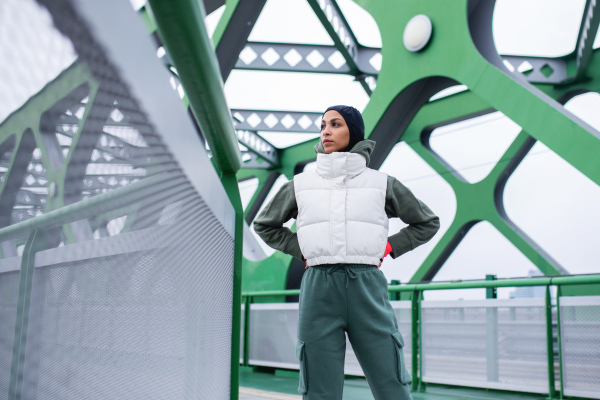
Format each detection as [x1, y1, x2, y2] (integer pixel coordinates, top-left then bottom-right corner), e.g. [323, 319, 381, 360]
[357, 0, 600, 185]
[149, 0, 241, 174]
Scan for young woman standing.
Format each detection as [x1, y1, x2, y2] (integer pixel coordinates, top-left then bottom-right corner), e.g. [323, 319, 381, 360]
[254, 105, 440, 400]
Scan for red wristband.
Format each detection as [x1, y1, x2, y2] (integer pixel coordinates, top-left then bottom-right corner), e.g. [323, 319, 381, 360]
[384, 241, 393, 258]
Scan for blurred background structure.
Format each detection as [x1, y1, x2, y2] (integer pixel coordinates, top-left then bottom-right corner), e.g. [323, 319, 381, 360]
[0, 0, 599, 399]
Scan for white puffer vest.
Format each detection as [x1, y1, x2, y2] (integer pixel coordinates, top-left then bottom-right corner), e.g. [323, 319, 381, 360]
[294, 151, 389, 266]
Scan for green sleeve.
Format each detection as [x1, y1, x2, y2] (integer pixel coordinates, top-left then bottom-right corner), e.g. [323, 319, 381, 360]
[384, 175, 440, 259]
[253, 180, 304, 260]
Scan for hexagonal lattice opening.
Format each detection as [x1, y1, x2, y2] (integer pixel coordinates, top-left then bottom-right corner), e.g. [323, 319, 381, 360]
[428, 110, 522, 184]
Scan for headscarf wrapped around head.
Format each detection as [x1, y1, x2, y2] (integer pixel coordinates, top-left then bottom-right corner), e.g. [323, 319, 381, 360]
[323, 105, 365, 152]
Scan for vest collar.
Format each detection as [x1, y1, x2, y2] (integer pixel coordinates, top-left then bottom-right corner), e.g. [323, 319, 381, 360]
[316, 152, 367, 179]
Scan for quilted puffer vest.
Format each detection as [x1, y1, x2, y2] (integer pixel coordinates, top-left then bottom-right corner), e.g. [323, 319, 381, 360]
[293, 151, 388, 266]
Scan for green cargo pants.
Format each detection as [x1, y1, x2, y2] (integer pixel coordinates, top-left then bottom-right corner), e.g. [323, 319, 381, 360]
[296, 264, 412, 400]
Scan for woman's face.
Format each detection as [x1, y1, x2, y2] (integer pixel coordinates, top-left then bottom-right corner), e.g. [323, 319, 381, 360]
[321, 110, 350, 154]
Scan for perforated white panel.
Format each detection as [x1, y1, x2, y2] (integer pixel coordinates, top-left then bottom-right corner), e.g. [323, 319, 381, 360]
[560, 296, 600, 399]
[421, 299, 548, 394]
[247, 301, 412, 376]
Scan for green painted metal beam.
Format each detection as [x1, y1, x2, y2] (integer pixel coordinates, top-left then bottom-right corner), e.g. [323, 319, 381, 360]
[220, 172, 244, 400]
[356, 0, 600, 184]
[221, 1, 600, 298]
[148, 0, 241, 174]
[8, 229, 47, 399]
[0, 173, 181, 243]
[242, 274, 600, 297]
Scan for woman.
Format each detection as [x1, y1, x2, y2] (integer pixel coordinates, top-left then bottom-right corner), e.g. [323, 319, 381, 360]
[254, 105, 440, 400]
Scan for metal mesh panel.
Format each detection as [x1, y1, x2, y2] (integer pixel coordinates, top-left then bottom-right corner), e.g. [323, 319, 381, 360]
[25, 199, 234, 400]
[421, 299, 548, 393]
[0, 0, 236, 398]
[0, 271, 20, 399]
[247, 301, 411, 376]
[560, 296, 600, 399]
[248, 304, 299, 370]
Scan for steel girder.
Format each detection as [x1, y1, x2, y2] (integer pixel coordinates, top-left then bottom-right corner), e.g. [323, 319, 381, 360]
[213, 0, 269, 81]
[235, 0, 600, 292]
[232, 109, 322, 133]
[236, 42, 380, 75]
[0, 61, 166, 247]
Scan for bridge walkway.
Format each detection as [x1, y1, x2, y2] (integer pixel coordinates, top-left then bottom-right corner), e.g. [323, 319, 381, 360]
[239, 368, 547, 400]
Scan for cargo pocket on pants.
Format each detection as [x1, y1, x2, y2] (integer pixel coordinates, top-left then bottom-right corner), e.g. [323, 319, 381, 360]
[296, 340, 308, 394]
[391, 330, 412, 385]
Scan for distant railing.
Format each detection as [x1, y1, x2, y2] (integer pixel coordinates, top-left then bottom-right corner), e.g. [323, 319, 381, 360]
[241, 274, 600, 400]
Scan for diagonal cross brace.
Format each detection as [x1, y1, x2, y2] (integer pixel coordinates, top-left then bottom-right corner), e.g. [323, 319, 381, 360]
[236, 130, 279, 167]
[232, 109, 322, 133]
[306, 0, 376, 94]
[236, 42, 381, 76]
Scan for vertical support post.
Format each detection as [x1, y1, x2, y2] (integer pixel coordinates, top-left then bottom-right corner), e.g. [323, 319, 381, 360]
[220, 173, 244, 400]
[485, 275, 498, 382]
[556, 286, 564, 399]
[8, 229, 46, 400]
[486, 274, 497, 299]
[243, 295, 251, 366]
[545, 285, 557, 399]
[389, 280, 400, 301]
[411, 290, 420, 392]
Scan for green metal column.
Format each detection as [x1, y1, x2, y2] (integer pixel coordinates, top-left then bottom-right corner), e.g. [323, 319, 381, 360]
[545, 285, 557, 399]
[485, 275, 498, 382]
[148, 0, 243, 398]
[148, 0, 241, 175]
[389, 279, 401, 301]
[221, 173, 244, 400]
[8, 230, 47, 400]
[411, 290, 420, 392]
[243, 295, 251, 366]
[555, 286, 565, 399]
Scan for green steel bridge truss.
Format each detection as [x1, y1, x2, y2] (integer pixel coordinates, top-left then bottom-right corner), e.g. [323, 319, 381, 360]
[1, 0, 599, 296]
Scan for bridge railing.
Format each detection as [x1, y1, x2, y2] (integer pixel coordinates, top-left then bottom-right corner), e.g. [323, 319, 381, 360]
[241, 274, 600, 399]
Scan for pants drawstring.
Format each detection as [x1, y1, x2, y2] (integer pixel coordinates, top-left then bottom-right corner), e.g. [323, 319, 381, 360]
[328, 265, 358, 287]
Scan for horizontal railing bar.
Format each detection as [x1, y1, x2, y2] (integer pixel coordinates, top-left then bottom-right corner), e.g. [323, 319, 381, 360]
[242, 274, 600, 298]
[243, 289, 301, 298]
[0, 172, 183, 243]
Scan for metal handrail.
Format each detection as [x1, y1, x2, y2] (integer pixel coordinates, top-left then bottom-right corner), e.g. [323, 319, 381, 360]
[240, 274, 600, 399]
[148, 0, 241, 174]
[0, 172, 180, 243]
[242, 274, 600, 298]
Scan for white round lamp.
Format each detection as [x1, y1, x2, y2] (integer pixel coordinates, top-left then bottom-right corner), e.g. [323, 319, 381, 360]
[403, 14, 433, 52]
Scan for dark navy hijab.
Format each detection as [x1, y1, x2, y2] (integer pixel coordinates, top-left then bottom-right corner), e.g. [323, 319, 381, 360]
[323, 105, 365, 152]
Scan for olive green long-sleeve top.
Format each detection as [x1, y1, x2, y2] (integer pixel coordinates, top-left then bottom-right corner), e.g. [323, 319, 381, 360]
[253, 140, 440, 261]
